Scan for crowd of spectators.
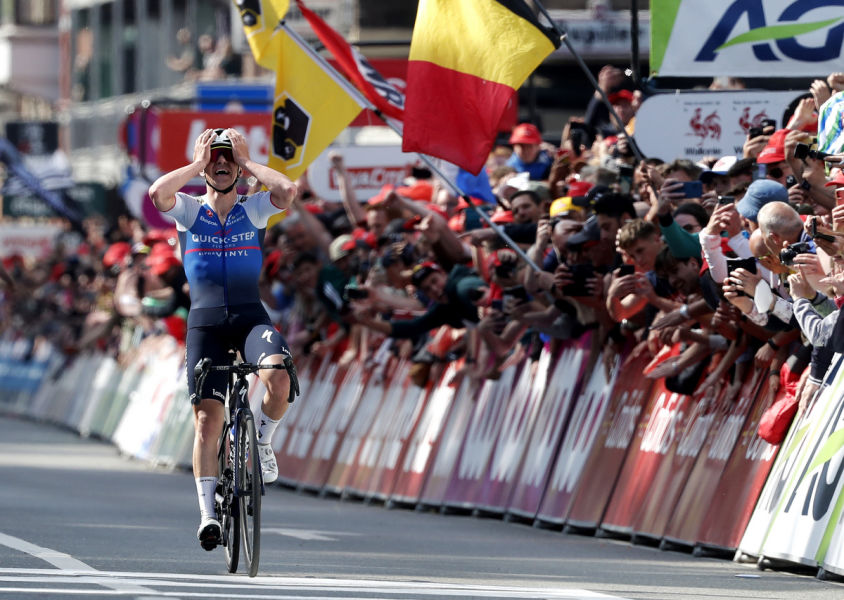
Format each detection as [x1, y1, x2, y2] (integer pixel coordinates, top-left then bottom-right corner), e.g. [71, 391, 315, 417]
[4, 67, 844, 417]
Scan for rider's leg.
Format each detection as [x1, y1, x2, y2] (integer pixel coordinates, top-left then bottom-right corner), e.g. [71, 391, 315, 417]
[244, 323, 295, 483]
[193, 398, 225, 550]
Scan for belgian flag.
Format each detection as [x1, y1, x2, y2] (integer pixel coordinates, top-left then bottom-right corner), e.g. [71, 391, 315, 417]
[402, 0, 559, 175]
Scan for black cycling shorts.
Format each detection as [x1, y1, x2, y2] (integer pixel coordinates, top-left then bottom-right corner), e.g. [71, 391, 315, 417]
[185, 304, 291, 404]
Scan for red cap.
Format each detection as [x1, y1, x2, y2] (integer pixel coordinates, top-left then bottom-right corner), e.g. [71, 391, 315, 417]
[146, 254, 181, 277]
[490, 209, 514, 224]
[303, 203, 323, 215]
[456, 196, 485, 211]
[102, 242, 131, 269]
[143, 228, 177, 247]
[263, 249, 283, 278]
[351, 227, 377, 249]
[396, 180, 433, 202]
[567, 180, 593, 198]
[367, 184, 395, 206]
[509, 123, 542, 145]
[825, 169, 844, 187]
[757, 129, 790, 164]
[608, 89, 635, 104]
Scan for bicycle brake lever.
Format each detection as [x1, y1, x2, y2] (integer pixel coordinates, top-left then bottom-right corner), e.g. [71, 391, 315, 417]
[283, 355, 300, 403]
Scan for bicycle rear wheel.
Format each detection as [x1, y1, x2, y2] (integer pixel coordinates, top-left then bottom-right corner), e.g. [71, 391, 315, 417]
[219, 432, 240, 573]
[237, 410, 261, 577]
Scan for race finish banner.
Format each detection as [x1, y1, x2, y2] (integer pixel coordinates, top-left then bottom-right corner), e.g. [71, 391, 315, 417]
[651, 0, 844, 77]
[634, 90, 804, 162]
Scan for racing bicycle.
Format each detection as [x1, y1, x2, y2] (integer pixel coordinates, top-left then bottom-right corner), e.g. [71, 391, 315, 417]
[194, 355, 298, 577]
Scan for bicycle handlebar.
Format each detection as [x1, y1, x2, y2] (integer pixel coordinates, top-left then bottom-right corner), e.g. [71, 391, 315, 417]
[194, 355, 300, 404]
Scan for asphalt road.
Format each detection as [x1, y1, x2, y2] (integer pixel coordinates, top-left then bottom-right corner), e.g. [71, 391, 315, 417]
[1, 414, 843, 600]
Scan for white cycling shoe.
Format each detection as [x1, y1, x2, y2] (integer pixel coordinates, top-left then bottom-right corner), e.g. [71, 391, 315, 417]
[257, 443, 278, 484]
[197, 517, 221, 551]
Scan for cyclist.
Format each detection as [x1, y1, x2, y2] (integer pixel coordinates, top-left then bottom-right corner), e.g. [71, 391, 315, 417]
[149, 128, 298, 551]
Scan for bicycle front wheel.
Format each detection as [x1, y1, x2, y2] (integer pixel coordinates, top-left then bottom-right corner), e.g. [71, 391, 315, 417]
[237, 410, 261, 577]
[220, 433, 240, 574]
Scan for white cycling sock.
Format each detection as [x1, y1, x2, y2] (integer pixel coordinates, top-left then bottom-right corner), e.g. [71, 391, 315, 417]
[196, 477, 217, 520]
[256, 408, 281, 445]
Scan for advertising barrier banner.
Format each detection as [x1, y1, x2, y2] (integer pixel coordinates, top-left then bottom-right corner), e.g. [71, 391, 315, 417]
[566, 352, 653, 529]
[662, 369, 764, 546]
[476, 351, 551, 514]
[696, 376, 779, 552]
[739, 356, 843, 561]
[601, 381, 691, 535]
[442, 367, 518, 512]
[367, 362, 429, 502]
[632, 384, 724, 541]
[650, 0, 844, 77]
[273, 358, 333, 485]
[418, 374, 478, 509]
[536, 352, 616, 525]
[756, 358, 844, 567]
[508, 337, 590, 521]
[297, 365, 366, 492]
[390, 364, 462, 506]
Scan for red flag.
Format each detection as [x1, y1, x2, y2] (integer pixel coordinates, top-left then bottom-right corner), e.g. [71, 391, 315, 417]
[402, 0, 558, 174]
[295, 0, 404, 121]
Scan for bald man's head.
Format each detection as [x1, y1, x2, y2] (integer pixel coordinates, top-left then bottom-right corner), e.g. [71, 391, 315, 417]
[757, 201, 803, 243]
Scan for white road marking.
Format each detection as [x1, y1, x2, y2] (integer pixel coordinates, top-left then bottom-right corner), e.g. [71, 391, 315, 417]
[0, 569, 629, 599]
[0, 533, 155, 595]
[263, 527, 356, 541]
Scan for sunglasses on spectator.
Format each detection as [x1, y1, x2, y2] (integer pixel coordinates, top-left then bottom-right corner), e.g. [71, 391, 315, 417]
[766, 166, 784, 179]
[681, 224, 697, 232]
[210, 148, 234, 163]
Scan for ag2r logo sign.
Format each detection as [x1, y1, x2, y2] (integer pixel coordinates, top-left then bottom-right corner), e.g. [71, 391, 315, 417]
[697, 0, 844, 63]
[652, 0, 844, 77]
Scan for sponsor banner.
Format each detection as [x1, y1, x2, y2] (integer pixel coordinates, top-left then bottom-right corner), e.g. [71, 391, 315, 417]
[651, 0, 844, 77]
[365, 362, 429, 501]
[756, 357, 844, 566]
[0, 222, 65, 260]
[634, 90, 803, 163]
[662, 369, 764, 545]
[536, 352, 617, 524]
[417, 374, 479, 508]
[508, 335, 591, 521]
[565, 352, 653, 529]
[697, 376, 779, 551]
[738, 356, 843, 559]
[548, 10, 650, 59]
[441, 366, 518, 511]
[274, 358, 334, 485]
[601, 381, 691, 534]
[476, 351, 552, 513]
[390, 363, 463, 506]
[298, 364, 366, 492]
[632, 384, 725, 540]
[307, 144, 419, 203]
[346, 358, 411, 497]
[324, 342, 395, 496]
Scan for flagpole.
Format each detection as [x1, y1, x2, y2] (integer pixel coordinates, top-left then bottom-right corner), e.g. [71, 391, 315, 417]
[279, 22, 546, 274]
[532, 1, 645, 162]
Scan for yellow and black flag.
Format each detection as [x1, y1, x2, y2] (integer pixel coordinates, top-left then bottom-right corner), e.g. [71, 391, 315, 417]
[402, 0, 559, 174]
[233, 0, 289, 69]
[267, 26, 365, 182]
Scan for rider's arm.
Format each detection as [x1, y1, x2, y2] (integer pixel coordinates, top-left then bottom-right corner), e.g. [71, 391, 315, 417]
[242, 158, 298, 211]
[149, 129, 213, 212]
[149, 159, 205, 212]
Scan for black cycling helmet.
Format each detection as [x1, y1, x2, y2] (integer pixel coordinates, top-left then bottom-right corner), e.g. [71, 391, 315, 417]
[210, 128, 233, 151]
